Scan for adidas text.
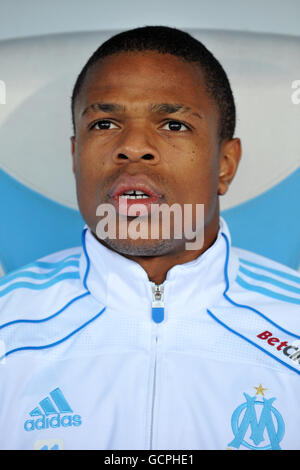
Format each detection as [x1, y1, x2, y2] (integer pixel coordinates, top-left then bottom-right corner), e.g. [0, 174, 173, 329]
[24, 414, 82, 432]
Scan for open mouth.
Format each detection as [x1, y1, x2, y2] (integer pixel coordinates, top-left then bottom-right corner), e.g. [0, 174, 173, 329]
[107, 174, 164, 216]
[116, 188, 159, 216]
[119, 190, 151, 200]
[112, 187, 162, 218]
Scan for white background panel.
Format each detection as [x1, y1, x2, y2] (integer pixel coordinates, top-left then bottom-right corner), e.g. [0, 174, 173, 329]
[0, 30, 299, 210]
[0, 0, 300, 40]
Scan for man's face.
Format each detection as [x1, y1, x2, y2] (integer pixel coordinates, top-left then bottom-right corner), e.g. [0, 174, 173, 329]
[72, 51, 234, 256]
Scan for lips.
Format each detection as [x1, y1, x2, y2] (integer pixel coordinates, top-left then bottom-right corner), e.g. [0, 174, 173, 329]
[107, 174, 164, 216]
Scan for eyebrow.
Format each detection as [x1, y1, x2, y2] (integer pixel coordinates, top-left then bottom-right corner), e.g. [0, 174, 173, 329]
[81, 102, 202, 120]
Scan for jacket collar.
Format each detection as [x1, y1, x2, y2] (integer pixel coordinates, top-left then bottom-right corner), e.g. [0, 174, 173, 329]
[79, 216, 239, 318]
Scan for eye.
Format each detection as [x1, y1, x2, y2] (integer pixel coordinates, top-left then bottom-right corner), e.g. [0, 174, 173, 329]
[161, 120, 189, 132]
[90, 120, 118, 130]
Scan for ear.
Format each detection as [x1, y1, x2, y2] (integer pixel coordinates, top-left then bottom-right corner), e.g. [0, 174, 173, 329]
[71, 136, 76, 175]
[218, 138, 242, 196]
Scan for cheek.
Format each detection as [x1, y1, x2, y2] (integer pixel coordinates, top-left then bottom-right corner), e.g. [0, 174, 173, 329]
[171, 145, 219, 203]
[73, 147, 102, 224]
[77, 137, 105, 171]
[74, 137, 110, 197]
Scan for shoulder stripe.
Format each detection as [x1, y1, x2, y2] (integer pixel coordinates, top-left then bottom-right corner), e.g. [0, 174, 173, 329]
[0, 306, 106, 361]
[0, 272, 80, 298]
[239, 258, 300, 285]
[214, 232, 300, 377]
[31, 253, 81, 269]
[236, 275, 300, 305]
[22, 253, 80, 270]
[0, 260, 80, 287]
[0, 292, 90, 330]
[239, 265, 300, 295]
[222, 233, 300, 338]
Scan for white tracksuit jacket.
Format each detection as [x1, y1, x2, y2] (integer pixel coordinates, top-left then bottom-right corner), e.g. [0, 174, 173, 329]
[0, 217, 299, 450]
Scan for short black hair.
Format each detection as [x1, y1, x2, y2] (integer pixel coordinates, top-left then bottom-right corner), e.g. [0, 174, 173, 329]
[71, 26, 236, 141]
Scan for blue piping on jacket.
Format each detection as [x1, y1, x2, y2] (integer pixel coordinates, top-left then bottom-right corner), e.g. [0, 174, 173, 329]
[206, 232, 300, 376]
[220, 232, 300, 339]
[81, 228, 91, 290]
[0, 228, 105, 359]
[207, 309, 300, 376]
[0, 307, 106, 361]
[0, 292, 90, 330]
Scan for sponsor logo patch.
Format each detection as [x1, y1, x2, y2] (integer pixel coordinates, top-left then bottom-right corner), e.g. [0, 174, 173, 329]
[257, 330, 300, 364]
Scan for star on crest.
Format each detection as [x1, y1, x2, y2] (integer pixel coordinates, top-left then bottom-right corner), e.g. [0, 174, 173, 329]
[254, 384, 268, 396]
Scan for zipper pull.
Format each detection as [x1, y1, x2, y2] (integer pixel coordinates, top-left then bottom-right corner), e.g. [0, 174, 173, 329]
[151, 283, 164, 323]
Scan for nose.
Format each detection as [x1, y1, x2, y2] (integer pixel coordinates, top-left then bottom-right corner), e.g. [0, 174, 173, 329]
[111, 125, 160, 164]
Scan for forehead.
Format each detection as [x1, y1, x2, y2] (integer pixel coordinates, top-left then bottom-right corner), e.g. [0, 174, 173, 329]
[76, 51, 216, 115]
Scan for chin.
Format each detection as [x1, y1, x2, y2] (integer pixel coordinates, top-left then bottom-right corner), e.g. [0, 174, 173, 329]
[100, 237, 181, 257]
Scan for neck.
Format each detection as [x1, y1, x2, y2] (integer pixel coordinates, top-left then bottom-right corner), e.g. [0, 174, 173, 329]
[93, 213, 220, 285]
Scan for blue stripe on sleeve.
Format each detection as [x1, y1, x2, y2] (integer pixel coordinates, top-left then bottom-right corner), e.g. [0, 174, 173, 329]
[221, 232, 300, 338]
[239, 258, 300, 285]
[0, 260, 80, 287]
[0, 272, 80, 298]
[236, 275, 300, 305]
[17, 253, 80, 271]
[239, 265, 300, 295]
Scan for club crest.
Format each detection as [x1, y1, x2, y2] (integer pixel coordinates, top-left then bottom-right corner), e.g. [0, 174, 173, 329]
[228, 385, 285, 450]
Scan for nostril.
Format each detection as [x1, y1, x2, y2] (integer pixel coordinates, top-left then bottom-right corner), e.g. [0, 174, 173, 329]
[117, 153, 155, 160]
[142, 154, 154, 160]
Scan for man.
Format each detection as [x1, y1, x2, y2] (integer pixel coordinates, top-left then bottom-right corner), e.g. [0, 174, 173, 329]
[0, 26, 299, 451]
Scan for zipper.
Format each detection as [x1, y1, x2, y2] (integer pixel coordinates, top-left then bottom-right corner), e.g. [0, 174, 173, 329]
[149, 282, 165, 449]
[151, 283, 164, 323]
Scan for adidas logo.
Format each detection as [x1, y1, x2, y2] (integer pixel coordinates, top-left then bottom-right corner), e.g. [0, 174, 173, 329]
[24, 387, 82, 432]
